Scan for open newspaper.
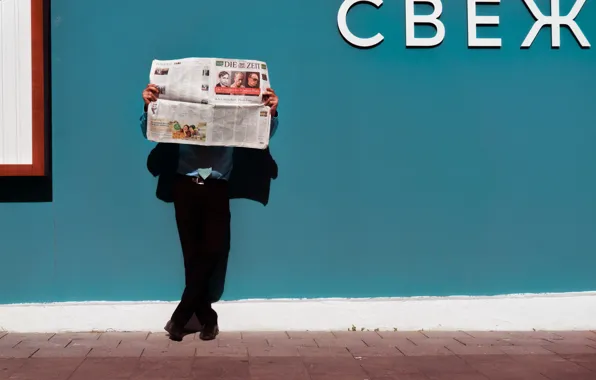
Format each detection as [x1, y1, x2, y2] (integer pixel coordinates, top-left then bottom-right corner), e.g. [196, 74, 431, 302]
[146, 57, 272, 149]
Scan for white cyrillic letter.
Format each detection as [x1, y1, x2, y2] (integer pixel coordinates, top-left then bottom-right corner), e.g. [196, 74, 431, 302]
[522, 0, 590, 48]
[467, 0, 501, 47]
[405, 0, 445, 47]
[337, 0, 384, 48]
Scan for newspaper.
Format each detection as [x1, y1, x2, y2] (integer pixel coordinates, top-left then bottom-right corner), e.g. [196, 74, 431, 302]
[146, 57, 272, 149]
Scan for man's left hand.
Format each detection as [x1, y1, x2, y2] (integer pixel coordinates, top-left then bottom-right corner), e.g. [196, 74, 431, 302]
[263, 88, 279, 116]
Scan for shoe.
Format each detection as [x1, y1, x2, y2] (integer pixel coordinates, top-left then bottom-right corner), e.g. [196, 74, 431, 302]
[199, 324, 219, 341]
[164, 320, 188, 342]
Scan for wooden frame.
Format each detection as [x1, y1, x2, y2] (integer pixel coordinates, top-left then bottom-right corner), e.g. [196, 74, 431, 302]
[0, 0, 48, 176]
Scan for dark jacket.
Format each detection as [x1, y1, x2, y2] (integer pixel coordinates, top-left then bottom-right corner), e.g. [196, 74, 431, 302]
[146, 143, 278, 206]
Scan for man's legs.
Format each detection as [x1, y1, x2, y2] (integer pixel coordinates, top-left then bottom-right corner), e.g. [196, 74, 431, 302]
[168, 176, 230, 340]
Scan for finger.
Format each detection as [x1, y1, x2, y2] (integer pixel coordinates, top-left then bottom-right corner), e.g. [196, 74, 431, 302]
[144, 92, 157, 102]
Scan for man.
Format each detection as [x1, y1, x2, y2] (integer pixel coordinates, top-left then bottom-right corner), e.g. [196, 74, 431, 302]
[246, 72, 260, 89]
[215, 71, 231, 87]
[140, 84, 279, 341]
[230, 72, 245, 88]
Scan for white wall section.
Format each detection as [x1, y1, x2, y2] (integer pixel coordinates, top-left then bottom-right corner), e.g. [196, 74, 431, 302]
[0, 0, 33, 165]
[1, 292, 595, 333]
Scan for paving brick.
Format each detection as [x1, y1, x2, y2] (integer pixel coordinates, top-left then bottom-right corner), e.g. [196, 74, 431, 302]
[407, 355, 478, 375]
[87, 346, 144, 358]
[0, 334, 52, 349]
[331, 330, 382, 339]
[398, 337, 456, 356]
[217, 331, 242, 340]
[267, 338, 317, 348]
[466, 359, 549, 380]
[504, 331, 564, 340]
[459, 354, 550, 380]
[358, 356, 425, 377]
[0, 358, 27, 379]
[49, 333, 100, 347]
[499, 338, 552, 346]
[218, 338, 268, 349]
[286, 331, 335, 339]
[117, 339, 171, 350]
[0, 349, 38, 359]
[297, 346, 352, 358]
[348, 345, 404, 357]
[131, 357, 194, 379]
[69, 358, 139, 380]
[141, 345, 196, 357]
[145, 332, 171, 342]
[397, 343, 454, 357]
[463, 331, 513, 338]
[364, 337, 415, 347]
[409, 338, 463, 347]
[302, 357, 367, 377]
[535, 361, 595, 380]
[66, 339, 120, 349]
[315, 337, 367, 349]
[542, 344, 596, 355]
[561, 354, 596, 372]
[195, 345, 247, 357]
[248, 345, 299, 357]
[546, 337, 596, 346]
[249, 357, 310, 380]
[546, 331, 596, 340]
[192, 357, 250, 379]
[31, 347, 91, 358]
[507, 353, 576, 375]
[241, 331, 288, 340]
[423, 373, 489, 380]
[500, 345, 558, 356]
[13, 340, 67, 350]
[454, 338, 514, 347]
[420, 331, 474, 339]
[445, 344, 506, 356]
[375, 331, 428, 340]
[98, 332, 149, 343]
[368, 374, 430, 380]
[6, 358, 83, 380]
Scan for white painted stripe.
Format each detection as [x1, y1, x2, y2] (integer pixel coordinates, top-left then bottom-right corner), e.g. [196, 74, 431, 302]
[1, 292, 595, 333]
[0, 0, 33, 165]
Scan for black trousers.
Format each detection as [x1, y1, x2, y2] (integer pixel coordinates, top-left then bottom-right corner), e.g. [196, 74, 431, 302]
[171, 175, 231, 327]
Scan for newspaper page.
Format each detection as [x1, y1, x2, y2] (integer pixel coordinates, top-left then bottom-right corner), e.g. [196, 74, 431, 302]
[147, 57, 272, 149]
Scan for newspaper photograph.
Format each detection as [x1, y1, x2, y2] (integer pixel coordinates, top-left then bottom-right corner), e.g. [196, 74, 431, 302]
[147, 57, 273, 149]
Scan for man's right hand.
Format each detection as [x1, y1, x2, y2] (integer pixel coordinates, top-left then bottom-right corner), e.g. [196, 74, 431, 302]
[143, 84, 160, 107]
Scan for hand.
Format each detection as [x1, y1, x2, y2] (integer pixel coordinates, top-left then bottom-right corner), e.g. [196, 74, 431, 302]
[142, 84, 160, 106]
[263, 87, 279, 116]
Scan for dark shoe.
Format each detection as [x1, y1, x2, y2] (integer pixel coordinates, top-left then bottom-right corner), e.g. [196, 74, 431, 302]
[199, 324, 219, 341]
[164, 320, 189, 342]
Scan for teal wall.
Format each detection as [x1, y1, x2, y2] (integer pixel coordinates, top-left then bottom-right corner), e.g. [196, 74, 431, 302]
[1, 0, 595, 304]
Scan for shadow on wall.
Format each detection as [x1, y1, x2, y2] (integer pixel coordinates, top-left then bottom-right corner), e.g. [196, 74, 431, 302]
[0, 177, 52, 203]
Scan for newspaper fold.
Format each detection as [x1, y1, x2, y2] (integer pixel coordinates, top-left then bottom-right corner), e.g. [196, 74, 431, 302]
[147, 57, 272, 149]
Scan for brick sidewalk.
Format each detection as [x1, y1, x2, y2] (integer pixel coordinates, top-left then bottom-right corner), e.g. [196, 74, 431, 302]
[1, 330, 595, 379]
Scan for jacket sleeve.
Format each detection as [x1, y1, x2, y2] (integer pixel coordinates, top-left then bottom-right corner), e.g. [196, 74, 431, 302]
[140, 112, 148, 139]
[270, 115, 279, 138]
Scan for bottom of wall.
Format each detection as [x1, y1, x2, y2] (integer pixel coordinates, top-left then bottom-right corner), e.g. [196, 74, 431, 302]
[1, 291, 595, 333]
